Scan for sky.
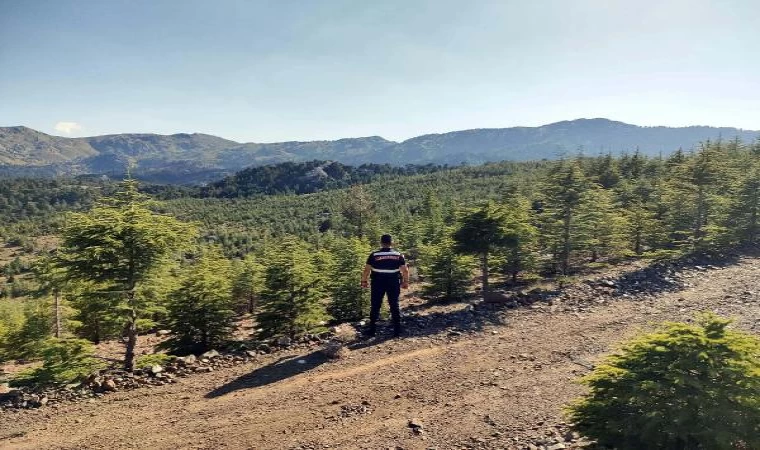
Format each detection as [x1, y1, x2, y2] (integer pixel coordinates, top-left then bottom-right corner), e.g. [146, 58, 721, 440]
[0, 0, 758, 142]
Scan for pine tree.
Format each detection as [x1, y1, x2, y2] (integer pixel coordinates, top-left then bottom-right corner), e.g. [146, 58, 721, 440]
[453, 201, 513, 297]
[256, 237, 327, 339]
[3, 301, 53, 360]
[56, 178, 197, 371]
[31, 256, 70, 338]
[733, 163, 760, 245]
[567, 314, 760, 449]
[576, 184, 629, 261]
[589, 153, 621, 189]
[623, 200, 662, 255]
[619, 148, 645, 180]
[231, 254, 263, 314]
[10, 338, 104, 387]
[538, 159, 589, 274]
[420, 190, 445, 245]
[339, 185, 378, 240]
[164, 248, 236, 354]
[499, 197, 538, 283]
[419, 235, 475, 301]
[67, 288, 123, 344]
[661, 142, 732, 251]
[327, 237, 371, 322]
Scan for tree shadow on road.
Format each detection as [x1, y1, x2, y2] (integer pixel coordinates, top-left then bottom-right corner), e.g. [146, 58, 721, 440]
[205, 352, 331, 399]
[205, 305, 506, 398]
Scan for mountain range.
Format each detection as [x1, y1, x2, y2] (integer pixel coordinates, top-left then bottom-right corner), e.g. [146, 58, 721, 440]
[1, 119, 757, 184]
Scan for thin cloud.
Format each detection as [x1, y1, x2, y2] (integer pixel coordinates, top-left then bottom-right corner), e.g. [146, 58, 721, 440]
[54, 121, 83, 135]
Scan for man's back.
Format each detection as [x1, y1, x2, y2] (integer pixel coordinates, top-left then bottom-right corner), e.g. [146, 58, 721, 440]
[366, 247, 405, 278]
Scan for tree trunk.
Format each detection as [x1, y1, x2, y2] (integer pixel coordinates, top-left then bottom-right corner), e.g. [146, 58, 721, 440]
[634, 226, 642, 255]
[749, 190, 758, 245]
[480, 253, 489, 298]
[510, 248, 519, 285]
[247, 293, 256, 314]
[695, 185, 706, 247]
[561, 209, 572, 275]
[124, 290, 138, 372]
[53, 290, 62, 338]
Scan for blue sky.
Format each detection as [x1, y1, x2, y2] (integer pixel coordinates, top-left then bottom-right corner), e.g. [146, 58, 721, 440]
[0, 0, 758, 142]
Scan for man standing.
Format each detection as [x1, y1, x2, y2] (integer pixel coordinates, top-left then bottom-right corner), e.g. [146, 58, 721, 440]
[361, 234, 409, 337]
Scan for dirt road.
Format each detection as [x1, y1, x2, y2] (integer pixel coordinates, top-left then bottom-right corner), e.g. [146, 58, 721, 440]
[2, 256, 759, 450]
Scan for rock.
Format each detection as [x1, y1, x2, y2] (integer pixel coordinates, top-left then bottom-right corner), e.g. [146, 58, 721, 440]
[321, 341, 348, 359]
[408, 418, 424, 430]
[564, 431, 580, 442]
[245, 350, 258, 358]
[201, 350, 220, 359]
[150, 365, 164, 375]
[102, 379, 118, 392]
[257, 344, 272, 354]
[276, 336, 292, 347]
[155, 329, 171, 336]
[601, 279, 616, 288]
[547, 444, 566, 450]
[0, 389, 22, 402]
[178, 355, 197, 365]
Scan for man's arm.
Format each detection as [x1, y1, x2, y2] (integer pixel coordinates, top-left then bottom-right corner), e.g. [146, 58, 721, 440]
[400, 264, 410, 289]
[360, 264, 372, 288]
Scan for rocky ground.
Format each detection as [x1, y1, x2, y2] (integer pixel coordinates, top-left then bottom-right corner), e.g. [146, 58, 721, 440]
[1, 252, 759, 450]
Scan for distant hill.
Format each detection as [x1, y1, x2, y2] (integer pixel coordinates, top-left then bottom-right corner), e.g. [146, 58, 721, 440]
[200, 160, 444, 196]
[1, 119, 757, 184]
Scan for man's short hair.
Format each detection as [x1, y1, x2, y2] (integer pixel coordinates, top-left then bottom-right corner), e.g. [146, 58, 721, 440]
[381, 234, 392, 245]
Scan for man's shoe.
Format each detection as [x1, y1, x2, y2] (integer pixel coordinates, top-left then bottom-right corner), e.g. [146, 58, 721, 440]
[364, 325, 376, 337]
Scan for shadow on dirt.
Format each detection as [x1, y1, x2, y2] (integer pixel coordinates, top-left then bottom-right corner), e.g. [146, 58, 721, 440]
[205, 352, 331, 398]
[206, 306, 506, 397]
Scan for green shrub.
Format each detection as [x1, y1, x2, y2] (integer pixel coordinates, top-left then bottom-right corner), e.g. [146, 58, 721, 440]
[2, 301, 52, 360]
[0, 300, 24, 362]
[11, 338, 104, 386]
[163, 248, 236, 354]
[135, 353, 174, 369]
[327, 237, 371, 322]
[566, 314, 760, 449]
[419, 239, 476, 302]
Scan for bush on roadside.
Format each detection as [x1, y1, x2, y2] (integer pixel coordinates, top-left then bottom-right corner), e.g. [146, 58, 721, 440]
[135, 353, 174, 369]
[566, 313, 760, 449]
[11, 338, 104, 386]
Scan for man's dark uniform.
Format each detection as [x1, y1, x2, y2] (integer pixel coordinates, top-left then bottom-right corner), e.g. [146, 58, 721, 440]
[366, 247, 405, 336]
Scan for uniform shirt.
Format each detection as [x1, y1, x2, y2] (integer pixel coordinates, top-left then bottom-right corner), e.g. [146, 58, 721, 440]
[366, 247, 406, 280]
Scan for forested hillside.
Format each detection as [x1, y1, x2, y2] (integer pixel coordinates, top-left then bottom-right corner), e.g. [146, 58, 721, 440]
[200, 160, 446, 196]
[2, 119, 758, 183]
